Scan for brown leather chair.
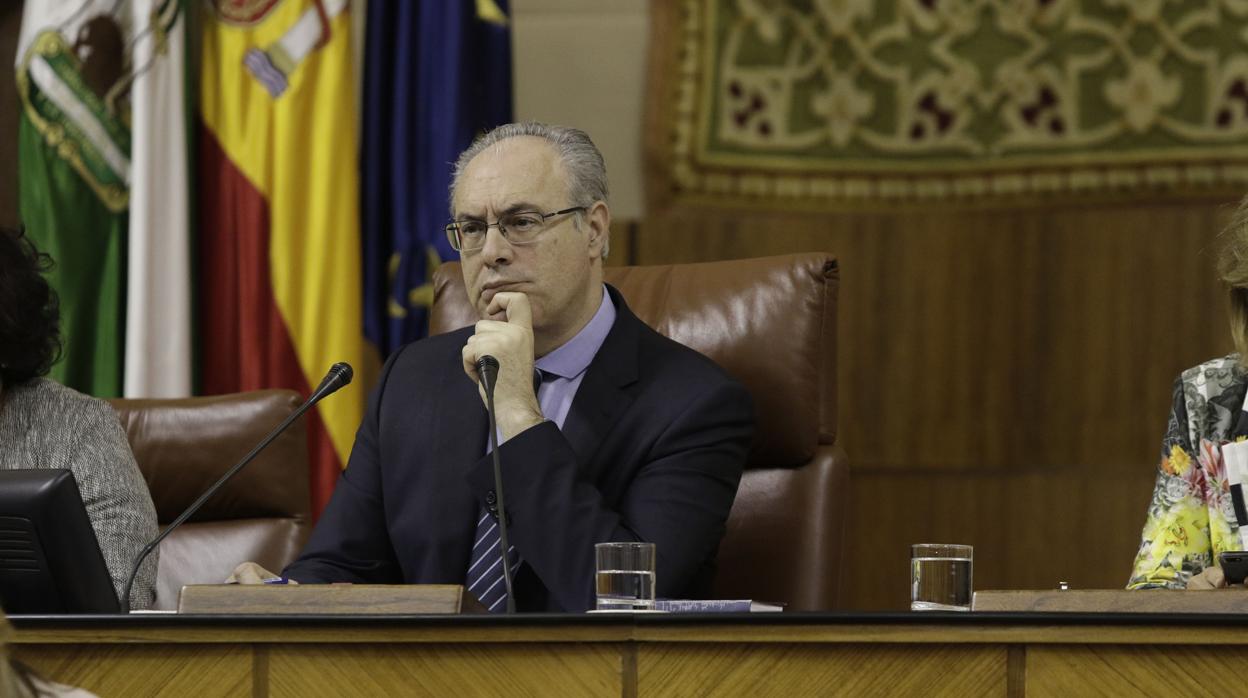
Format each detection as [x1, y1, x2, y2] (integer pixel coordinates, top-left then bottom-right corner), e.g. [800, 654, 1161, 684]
[431, 253, 848, 610]
[108, 391, 312, 610]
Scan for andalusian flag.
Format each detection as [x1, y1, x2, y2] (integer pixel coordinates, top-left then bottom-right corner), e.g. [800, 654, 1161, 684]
[199, 0, 377, 514]
[16, 0, 192, 399]
[126, 0, 193, 398]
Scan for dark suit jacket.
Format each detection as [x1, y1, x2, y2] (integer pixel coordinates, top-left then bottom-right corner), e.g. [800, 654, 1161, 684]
[284, 286, 754, 611]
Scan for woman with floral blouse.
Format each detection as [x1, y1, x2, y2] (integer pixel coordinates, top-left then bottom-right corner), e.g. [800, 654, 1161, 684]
[1130, 197, 1248, 590]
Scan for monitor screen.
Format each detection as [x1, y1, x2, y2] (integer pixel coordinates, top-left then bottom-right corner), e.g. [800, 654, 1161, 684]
[0, 469, 120, 614]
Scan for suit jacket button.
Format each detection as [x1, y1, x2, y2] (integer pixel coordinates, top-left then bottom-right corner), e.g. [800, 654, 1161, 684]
[486, 490, 497, 505]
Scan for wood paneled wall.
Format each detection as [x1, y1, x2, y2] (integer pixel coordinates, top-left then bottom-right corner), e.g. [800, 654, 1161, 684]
[636, 199, 1238, 609]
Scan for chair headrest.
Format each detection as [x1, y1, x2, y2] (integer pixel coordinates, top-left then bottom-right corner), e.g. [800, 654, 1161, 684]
[108, 390, 311, 522]
[432, 253, 838, 469]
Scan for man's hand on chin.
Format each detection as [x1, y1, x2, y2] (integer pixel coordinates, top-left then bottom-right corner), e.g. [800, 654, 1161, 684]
[462, 291, 545, 441]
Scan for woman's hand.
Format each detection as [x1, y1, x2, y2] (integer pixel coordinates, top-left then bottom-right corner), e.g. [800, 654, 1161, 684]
[1188, 566, 1230, 589]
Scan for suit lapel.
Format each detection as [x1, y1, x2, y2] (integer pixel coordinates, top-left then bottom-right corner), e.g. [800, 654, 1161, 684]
[429, 333, 489, 576]
[559, 286, 641, 480]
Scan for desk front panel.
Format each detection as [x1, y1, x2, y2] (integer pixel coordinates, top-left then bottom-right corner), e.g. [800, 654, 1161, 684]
[267, 643, 623, 696]
[14, 614, 1248, 697]
[636, 643, 1008, 697]
[18, 644, 251, 697]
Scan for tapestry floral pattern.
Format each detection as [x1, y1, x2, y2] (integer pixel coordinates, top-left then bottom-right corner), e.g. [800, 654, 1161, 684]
[665, 0, 1248, 203]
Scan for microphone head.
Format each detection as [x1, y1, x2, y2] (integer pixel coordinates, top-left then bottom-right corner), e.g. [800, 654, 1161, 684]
[312, 362, 354, 400]
[475, 355, 499, 393]
[329, 361, 354, 386]
[476, 355, 499, 372]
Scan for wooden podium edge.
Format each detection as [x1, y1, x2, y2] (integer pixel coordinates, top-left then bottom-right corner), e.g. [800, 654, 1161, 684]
[972, 589, 1248, 614]
[177, 584, 488, 615]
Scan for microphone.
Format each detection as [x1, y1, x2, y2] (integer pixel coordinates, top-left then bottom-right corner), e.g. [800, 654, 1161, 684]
[312, 361, 354, 400]
[476, 355, 499, 389]
[476, 354, 516, 613]
[120, 362, 355, 612]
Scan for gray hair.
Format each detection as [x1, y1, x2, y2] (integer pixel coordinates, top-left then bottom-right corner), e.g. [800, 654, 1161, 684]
[450, 121, 610, 257]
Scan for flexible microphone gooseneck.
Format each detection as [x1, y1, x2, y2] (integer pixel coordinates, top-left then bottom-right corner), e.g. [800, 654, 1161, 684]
[120, 362, 355, 612]
[476, 354, 516, 614]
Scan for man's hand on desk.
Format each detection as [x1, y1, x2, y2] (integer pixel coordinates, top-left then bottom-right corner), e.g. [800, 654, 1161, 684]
[1187, 567, 1247, 589]
[226, 561, 298, 585]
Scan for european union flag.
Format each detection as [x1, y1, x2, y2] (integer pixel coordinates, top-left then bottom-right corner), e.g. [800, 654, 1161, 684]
[362, 0, 513, 355]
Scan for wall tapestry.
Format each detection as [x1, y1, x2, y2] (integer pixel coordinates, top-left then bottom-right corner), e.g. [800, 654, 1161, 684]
[653, 0, 1248, 205]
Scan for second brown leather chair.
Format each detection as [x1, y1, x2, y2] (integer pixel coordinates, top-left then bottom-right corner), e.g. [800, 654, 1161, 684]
[432, 253, 847, 610]
[109, 390, 312, 610]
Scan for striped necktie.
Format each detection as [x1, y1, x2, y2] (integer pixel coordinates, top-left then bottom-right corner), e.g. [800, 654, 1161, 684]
[466, 508, 521, 612]
[466, 368, 544, 612]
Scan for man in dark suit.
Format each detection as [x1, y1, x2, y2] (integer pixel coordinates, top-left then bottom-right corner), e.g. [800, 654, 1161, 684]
[232, 123, 753, 612]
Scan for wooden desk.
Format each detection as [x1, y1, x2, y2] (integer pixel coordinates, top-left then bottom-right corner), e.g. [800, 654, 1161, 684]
[12, 612, 1248, 697]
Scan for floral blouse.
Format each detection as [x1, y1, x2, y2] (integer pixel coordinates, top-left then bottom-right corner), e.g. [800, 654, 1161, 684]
[1129, 355, 1248, 589]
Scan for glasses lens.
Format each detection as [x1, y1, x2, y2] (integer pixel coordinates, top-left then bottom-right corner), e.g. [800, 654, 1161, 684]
[451, 221, 489, 251]
[444, 225, 461, 251]
[500, 212, 545, 244]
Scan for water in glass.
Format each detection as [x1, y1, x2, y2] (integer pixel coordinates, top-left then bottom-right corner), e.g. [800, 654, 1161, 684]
[595, 569, 655, 610]
[910, 555, 973, 611]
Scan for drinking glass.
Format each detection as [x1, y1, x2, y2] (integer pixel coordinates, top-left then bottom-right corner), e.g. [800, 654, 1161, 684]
[910, 543, 973, 611]
[594, 542, 656, 611]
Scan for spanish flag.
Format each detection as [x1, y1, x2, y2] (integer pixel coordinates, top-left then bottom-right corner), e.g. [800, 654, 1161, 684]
[198, 0, 377, 515]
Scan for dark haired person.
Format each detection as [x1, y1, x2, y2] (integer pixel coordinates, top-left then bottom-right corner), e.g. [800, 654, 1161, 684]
[0, 228, 158, 609]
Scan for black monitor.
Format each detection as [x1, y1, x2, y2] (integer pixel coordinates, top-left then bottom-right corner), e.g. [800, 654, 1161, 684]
[0, 469, 121, 614]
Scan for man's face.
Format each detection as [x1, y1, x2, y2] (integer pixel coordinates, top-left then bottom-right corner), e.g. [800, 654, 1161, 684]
[454, 136, 604, 344]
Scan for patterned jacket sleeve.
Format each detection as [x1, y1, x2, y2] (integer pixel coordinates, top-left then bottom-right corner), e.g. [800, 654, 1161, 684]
[1127, 374, 1217, 589]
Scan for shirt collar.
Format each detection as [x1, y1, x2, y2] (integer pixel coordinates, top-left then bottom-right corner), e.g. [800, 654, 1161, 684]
[536, 285, 615, 380]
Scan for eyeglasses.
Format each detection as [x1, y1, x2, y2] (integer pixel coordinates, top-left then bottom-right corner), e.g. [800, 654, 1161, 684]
[445, 206, 586, 252]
